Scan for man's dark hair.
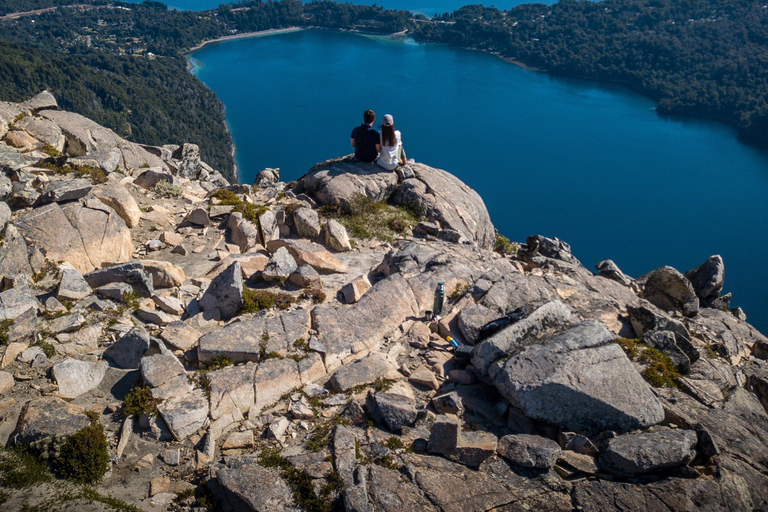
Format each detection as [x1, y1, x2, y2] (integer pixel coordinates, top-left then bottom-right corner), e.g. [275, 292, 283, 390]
[363, 109, 375, 125]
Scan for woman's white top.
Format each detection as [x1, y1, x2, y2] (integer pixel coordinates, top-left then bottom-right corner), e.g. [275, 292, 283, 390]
[377, 130, 401, 171]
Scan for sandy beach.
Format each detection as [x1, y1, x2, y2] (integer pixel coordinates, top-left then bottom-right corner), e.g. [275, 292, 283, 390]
[184, 26, 304, 54]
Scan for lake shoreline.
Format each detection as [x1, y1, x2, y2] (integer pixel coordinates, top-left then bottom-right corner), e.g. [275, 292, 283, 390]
[184, 26, 305, 55]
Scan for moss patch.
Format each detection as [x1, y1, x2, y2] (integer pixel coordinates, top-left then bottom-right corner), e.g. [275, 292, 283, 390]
[616, 337, 682, 389]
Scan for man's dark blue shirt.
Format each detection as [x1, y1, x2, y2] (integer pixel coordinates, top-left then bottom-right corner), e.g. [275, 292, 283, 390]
[351, 124, 379, 163]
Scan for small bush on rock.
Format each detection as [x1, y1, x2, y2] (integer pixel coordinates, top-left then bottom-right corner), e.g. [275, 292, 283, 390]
[494, 235, 518, 255]
[153, 180, 184, 198]
[241, 288, 295, 314]
[0, 319, 13, 345]
[319, 193, 420, 242]
[54, 411, 110, 484]
[210, 188, 266, 223]
[122, 382, 160, 417]
[616, 337, 681, 389]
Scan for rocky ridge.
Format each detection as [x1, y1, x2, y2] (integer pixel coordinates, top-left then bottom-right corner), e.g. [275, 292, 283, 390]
[0, 93, 767, 511]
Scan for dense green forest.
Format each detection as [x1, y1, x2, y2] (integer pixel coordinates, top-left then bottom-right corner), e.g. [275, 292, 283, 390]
[0, 0, 766, 180]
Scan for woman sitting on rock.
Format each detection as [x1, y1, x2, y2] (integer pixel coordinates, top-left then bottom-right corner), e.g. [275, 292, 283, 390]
[376, 114, 408, 171]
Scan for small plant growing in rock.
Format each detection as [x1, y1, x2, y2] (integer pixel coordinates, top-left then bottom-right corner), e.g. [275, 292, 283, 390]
[72, 163, 108, 184]
[615, 337, 640, 359]
[294, 337, 310, 352]
[210, 188, 266, 223]
[199, 354, 234, 372]
[615, 337, 681, 389]
[121, 290, 140, 309]
[319, 193, 420, 242]
[449, 282, 471, 302]
[494, 235, 518, 255]
[40, 144, 61, 157]
[153, 180, 184, 198]
[32, 259, 59, 283]
[0, 319, 14, 345]
[122, 382, 160, 417]
[383, 436, 405, 450]
[301, 288, 326, 304]
[32, 338, 55, 358]
[54, 411, 110, 484]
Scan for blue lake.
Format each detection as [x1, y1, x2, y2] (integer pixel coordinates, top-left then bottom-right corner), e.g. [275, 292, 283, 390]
[189, 29, 768, 334]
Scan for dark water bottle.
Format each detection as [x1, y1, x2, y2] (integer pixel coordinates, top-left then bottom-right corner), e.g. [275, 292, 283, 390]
[433, 282, 445, 317]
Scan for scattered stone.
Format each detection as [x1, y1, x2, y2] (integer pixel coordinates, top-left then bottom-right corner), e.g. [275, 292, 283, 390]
[262, 246, 298, 282]
[0, 286, 39, 320]
[96, 282, 133, 302]
[141, 260, 185, 288]
[11, 396, 90, 444]
[557, 451, 599, 475]
[92, 181, 142, 228]
[267, 417, 290, 443]
[159, 448, 180, 466]
[48, 312, 86, 333]
[366, 391, 418, 433]
[84, 262, 154, 297]
[1, 342, 28, 368]
[497, 434, 561, 469]
[432, 391, 464, 416]
[341, 275, 372, 304]
[134, 168, 176, 190]
[57, 268, 92, 301]
[267, 239, 349, 274]
[52, 358, 108, 398]
[595, 260, 633, 287]
[135, 307, 176, 326]
[294, 207, 321, 238]
[186, 207, 210, 226]
[259, 209, 278, 244]
[215, 455, 298, 512]
[157, 389, 209, 440]
[160, 321, 202, 352]
[198, 261, 242, 320]
[223, 430, 255, 450]
[428, 414, 461, 454]
[38, 179, 92, 205]
[288, 264, 322, 289]
[598, 429, 697, 476]
[150, 476, 170, 497]
[324, 219, 352, 251]
[153, 295, 185, 315]
[103, 326, 150, 369]
[409, 367, 440, 390]
[0, 371, 14, 394]
[253, 167, 280, 188]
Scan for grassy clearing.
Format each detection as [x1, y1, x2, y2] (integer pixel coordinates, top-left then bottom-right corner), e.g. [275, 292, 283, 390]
[319, 193, 420, 242]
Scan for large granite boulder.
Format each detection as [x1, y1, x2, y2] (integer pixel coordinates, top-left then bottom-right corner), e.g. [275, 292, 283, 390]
[39, 109, 167, 171]
[0, 224, 34, 281]
[92, 180, 142, 228]
[685, 255, 725, 302]
[51, 358, 108, 398]
[298, 157, 399, 207]
[15, 199, 131, 273]
[490, 320, 665, 434]
[298, 159, 494, 248]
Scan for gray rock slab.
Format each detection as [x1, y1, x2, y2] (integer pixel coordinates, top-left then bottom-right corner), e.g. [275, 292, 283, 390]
[0, 286, 38, 320]
[366, 391, 418, 433]
[294, 207, 321, 239]
[215, 455, 300, 512]
[643, 265, 699, 317]
[52, 358, 108, 398]
[160, 321, 202, 352]
[685, 255, 725, 300]
[262, 246, 298, 282]
[253, 358, 301, 414]
[84, 261, 154, 297]
[11, 396, 90, 445]
[492, 321, 665, 434]
[38, 179, 92, 205]
[329, 352, 400, 393]
[207, 364, 256, 421]
[157, 389, 209, 440]
[599, 429, 697, 476]
[497, 434, 561, 469]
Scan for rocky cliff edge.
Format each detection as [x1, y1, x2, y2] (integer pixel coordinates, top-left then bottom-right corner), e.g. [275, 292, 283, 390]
[0, 93, 767, 512]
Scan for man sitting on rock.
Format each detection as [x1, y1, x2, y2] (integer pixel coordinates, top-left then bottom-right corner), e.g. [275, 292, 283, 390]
[350, 109, 381, 163]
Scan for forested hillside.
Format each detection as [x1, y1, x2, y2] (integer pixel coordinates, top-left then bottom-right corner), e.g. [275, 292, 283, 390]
[0, 0, 766, 179]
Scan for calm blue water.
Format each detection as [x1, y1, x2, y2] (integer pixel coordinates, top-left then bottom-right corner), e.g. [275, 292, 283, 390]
[190, 29, 768, 334]
[123, 0, 555, 16]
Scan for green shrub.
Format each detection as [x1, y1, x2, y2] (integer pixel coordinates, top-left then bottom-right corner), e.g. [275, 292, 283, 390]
[615, 337, 681, 389]
[615, 337, 641, 359]
[494, 235, 518, 255]
[210, 188, 266, 223]
[122, 382, 160, 417]
[449, 282, 470, 302]
[154, 180, 184, 198]
[32, 338, 55, 358]
[54, 411, 110, 484]
[121, 290, 140, 309]
[383, 436, 405, 450]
